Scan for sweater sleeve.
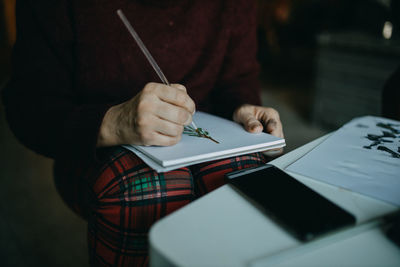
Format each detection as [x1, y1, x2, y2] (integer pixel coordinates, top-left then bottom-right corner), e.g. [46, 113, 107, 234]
[1, 0, 112, 161]
[211, 0, 261, 119]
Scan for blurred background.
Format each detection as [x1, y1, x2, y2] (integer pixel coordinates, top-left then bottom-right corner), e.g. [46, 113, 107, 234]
[0, 0, 399, 266]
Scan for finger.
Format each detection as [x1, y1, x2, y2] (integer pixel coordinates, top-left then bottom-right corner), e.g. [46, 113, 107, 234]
[171, 84, 197, 114]
[234, 106, 263, 133]
[142, 131, 181, 147]
[264, 118, 284, 138]
[258, 107, 284, 138]
[244, 115, 263, 133]
[155, 85, 195, 114]
[154, 132, 181, 146]
[152, 115, 184, 137]
[170, 83, 187, 92]
[154, 99, 193, 125]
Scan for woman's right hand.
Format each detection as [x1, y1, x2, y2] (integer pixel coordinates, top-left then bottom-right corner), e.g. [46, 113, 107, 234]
[97, 82, 195, 147]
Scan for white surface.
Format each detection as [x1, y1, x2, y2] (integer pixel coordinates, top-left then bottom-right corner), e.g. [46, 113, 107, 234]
[250, 220, 400, 267]
[124, 112, 285, 171]
[151, 185, 299, 267]
[287, 116, 400, 206]
[149, 134, 400, 267]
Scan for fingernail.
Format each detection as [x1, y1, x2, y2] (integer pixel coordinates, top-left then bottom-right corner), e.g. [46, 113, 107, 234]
[249, 123, 262, 132]
[266, 119, 277, 127]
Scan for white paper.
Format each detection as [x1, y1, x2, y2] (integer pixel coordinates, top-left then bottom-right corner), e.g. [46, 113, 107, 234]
[126, 144, 285, 173]
[124, 111, 285, 172]
[287, 116, 400, 206]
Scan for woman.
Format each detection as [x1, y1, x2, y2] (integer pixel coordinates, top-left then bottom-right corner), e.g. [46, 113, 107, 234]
[2, 0, 283, 265]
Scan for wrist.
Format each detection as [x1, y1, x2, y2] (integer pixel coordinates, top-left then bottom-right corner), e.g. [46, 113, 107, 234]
[97, 105, 120, 147]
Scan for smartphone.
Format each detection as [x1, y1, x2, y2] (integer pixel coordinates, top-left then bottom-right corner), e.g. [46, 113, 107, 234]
[226, 164, 356, 241]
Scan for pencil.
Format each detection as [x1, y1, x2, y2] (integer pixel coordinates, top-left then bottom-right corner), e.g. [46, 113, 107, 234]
[117, 9, 198, 130]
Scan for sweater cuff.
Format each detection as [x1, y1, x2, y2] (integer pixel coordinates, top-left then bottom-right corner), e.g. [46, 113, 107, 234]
[58, 103, 115, 162]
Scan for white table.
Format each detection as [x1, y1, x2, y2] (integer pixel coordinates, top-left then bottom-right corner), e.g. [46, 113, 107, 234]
[149, 135, 400, 267]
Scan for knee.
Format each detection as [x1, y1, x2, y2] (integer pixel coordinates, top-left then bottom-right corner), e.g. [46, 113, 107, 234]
[88, 148, 195, 227]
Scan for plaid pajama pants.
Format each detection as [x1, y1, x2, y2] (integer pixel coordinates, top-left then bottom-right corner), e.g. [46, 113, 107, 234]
[54, 146, 267, 266]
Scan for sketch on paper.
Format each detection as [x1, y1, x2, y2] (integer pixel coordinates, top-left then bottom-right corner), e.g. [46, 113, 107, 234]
[363, 122, 400, 159]
[286, 116, 400, 206]
[183, 125, 220, 144]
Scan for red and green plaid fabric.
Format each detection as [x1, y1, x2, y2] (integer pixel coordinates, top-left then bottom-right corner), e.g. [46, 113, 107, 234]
[54, 146, 266, 266]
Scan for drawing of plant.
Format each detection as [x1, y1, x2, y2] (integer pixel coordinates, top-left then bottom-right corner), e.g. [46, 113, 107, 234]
[183, 126, 220, 144]
[363, 122, 400, 159]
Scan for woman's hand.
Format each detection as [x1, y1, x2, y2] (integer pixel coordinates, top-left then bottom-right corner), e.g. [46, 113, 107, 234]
[97, 82, 195, 147]
[233, 104, 284, 156]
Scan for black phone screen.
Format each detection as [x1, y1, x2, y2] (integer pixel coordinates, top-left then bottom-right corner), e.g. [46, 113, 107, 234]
[226, 164, 356, 241]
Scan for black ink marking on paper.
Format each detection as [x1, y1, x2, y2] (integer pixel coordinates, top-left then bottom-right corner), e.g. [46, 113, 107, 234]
[377, 146, 400, 158]
[376, 122, 400, 134]
[363, 122, 400, 159]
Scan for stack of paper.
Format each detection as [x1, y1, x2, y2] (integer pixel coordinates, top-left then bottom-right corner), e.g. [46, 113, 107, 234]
[287, 116, 400, 206]
[124, 111, 286, 172]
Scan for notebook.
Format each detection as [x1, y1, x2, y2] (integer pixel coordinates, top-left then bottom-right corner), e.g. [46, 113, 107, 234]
[123, 111, 286, 172]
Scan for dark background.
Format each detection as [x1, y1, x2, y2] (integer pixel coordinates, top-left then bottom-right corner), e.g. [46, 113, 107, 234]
[0, 0, 399, 266]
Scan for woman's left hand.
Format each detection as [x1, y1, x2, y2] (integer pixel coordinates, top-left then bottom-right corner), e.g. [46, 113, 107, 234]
[233, 104, 284, 156]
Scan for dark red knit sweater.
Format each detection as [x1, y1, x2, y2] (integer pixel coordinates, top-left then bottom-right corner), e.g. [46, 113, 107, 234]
[2, 0, 261, 161]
